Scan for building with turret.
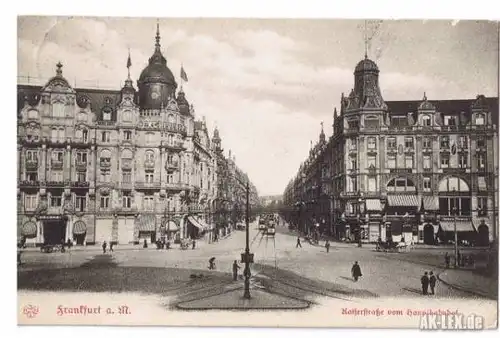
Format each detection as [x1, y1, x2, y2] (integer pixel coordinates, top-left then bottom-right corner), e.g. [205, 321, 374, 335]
[17, 24, 257, 246]
[283, 56, 498, 246]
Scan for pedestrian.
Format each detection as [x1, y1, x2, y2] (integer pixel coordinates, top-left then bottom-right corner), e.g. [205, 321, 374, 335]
[351, 261, 362, 281]
[429, 271, 437, 295]
[143, 239, 148, 249]
[444, 252, 450, 268]
[457, 250, 461, 267]
[325, 240, 330, 253]
[102, 241, 107, 254]
[296, 236, 302, 248]
[421, 271, 429, 295]
[209, 257, 216, 270]
[110, 241, 114, 252]
[192, 239, 196, 250]
[232, 260, 241, 281]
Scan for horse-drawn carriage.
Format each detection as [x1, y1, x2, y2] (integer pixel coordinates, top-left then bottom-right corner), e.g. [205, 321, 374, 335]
[40, 244, 65, 253]
[376, 240, 411, 253]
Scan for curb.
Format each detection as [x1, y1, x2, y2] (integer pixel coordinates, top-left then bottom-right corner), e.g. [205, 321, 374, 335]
[436, 270, 496, 300]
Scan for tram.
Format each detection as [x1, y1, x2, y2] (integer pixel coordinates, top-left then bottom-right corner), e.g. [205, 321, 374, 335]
[265, 221, 276, 236]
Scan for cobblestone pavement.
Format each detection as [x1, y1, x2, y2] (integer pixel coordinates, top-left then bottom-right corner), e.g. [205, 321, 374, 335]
[18, 220, 496, 301]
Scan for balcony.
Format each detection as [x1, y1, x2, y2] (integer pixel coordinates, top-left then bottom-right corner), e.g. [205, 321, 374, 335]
[72, 138, 92, 148]
[165, 161, 179, 170]
[51, 160, 64, 170]
[75, 161, 88, 172]
[163, 122, 187, 135]
[100, 160, 111, 168]
[144, 160, 155, 170]
[25, 159, 39, 170]
[121, 159, 133, 170]
[442, 167, 467, 174]
[120, 181, 133, 190]
[46, 180, 68, 188]
[163, 140, 185, 151]
[19, 180, 39, 188]
[18, 135, 42, 146]
[47, 138, 68, 147]
[71, 181, 90, 189]
[164, 182, 189, 191]
[135, 181, 161, 190]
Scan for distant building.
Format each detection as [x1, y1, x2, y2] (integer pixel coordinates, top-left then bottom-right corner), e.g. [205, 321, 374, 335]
[284, 56, 498, 245]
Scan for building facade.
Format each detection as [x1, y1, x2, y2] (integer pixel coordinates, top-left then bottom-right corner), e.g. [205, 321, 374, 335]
[283, 56, 498, 245]
[17, 25, 258, 246]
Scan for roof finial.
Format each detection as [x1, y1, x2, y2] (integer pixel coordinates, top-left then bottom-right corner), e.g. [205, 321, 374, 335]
[155, 19, 161, 48]
[320, 121, 324, 132]
[423, 91, 427, 101]
[126, 48, 132, 79]
[56, 61, 63, 76]
[364, 20, 368, 59]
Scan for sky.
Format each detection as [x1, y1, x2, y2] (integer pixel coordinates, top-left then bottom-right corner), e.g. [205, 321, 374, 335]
[17, 17, 499, 196]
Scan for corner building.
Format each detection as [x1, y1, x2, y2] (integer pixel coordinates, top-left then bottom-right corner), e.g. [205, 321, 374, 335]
[17, 25, 256, 246]
[284, 56, 498, 245]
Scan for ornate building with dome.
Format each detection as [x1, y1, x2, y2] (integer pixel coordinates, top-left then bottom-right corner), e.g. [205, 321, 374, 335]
[17, 24, 258, 246]
[283, 56, 498, 246]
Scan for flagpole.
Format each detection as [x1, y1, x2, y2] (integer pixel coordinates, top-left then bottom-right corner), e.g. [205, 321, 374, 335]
[180, 63, 184, 90]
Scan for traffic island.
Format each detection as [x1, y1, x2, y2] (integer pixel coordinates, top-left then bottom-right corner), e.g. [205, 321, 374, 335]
[175, 286, 310, 310]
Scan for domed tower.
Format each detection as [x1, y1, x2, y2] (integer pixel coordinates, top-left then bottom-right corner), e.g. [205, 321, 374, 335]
[176, 88, 190, 116]
[137, 23, 177, 110]
[212, 126, 221, 152]
[347, 56, 387, 111]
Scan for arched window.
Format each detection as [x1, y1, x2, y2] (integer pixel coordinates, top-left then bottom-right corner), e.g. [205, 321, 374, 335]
[58, 128, 65, 141]
[27, 109, 38, 119]
[364, 115, 379, 129]
[168, 134, 174, 145]
[82, 129, 88, 142]
[121, 149, 133, 159]
[168, 114, 175, 123]
[475, 113, 485, 125]
[52, 102, 64, 118]
[122, 110, 132, 122]
[75, 129, 83, 139]
[145, 150, 155, 162]
[421, 115, 431, 126]
[387, 177, 416, 192]
[438, 177, 471, 216]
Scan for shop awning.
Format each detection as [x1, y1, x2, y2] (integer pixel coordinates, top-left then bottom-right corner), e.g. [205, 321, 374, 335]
[187, 216, 203, 230]
[163, 220, 179, 232]
[366, 199, 382, 211]
[478, 176, 487, 191]
[387, 195, 420, 207]
[21, 221, 37, 237]
[138, 214, 156, 231]
[440, 221, 475, 232]
[422, 196, 439, 211]
[73, 221, 87, 235]
[197, 218, 210, 231]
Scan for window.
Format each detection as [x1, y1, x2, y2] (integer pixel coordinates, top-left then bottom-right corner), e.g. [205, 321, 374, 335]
[459, 153, 468, 168]
[367, 156, 376, 168]
[122, 170, 131, 183]
[458, 135, 468, 149]
[167, 154, 173, 164]
[145, 132, 154, 145]
[167, 173, 173, 183]
[364, 117, 379, 129]
[477, 197, 488, 216]
[100, 196, 110, 209]
[145, 171, 154, 183]
[423, 155, 431, 169]
[387, 137, 396, 150]
[50, 195, 62, 207]
[52, 102, 64, 118]
[143, 195, 154, 210]
[349, 176, 357, 192]
[51, 151, 64, 162]
[404, 137, 414, 149]
[438, 197, 471, 216]
[405, 155, 413, 169]
[387, 177, 416, 192]
[423, 137, 432, 149]
[387, 155, 396, 169]
[122, 192, 132, 208]
[100, 169, 111, 182]
[27, 109, 38, 119]
[350, 159, 357, 170]
[444, 115, 456, 126]
[51, 128, 58, 141]
[76, 152, 87, 163]
[26, 172, 38, 181]
[58, 128, 65, 141]
[51, 171, 63, 181]
[168, 114, 175, 123]
[368, 177, 376, 192]
[123, 110, 132, 122]
[101, 131, 110, 142]
[82, 129, 88, 142]
[475, 114, 485, 125]
[440, 153, 450, 168]
[124, 131, 132, 140]
[391, 116, 408, 128]
[367, 137, 376, 150]
[24, 194, 37, 210]
[77, 172, 87, 182]
[145, 150, 155, 163]
[75, 196, 86, 212]
[440, 136, 449, 149]
[103, 110, 111, 121]
[422, 115, 431, 126]
[349, 138, 357, 150]
[423, 177, 431, 192]
[477, 154, 485, 169]
[347, 119, 359, 130]
[477, 137, 485, 148]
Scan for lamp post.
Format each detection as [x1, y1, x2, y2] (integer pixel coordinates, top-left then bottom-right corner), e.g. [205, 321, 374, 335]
[453, 206, 458, 268]
[243, 180, 251, 299]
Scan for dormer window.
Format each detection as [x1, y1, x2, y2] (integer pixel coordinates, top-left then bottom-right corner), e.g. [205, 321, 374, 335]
[475, 113, 485, 125]
[444, 115, 456, 126]
[103, 111, 111, 121]
[422, 115, 431, 126]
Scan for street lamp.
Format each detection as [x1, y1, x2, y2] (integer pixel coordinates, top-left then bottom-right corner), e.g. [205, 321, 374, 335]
[452, 206, 458, 268]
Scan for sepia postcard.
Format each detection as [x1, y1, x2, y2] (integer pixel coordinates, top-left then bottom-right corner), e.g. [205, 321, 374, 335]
[16, 16, 499, 329]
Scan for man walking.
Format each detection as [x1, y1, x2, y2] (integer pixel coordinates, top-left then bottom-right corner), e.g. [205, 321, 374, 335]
[110, 241, 114, 253]
[102, 241, 107, 254]
[232, 260, 241, 281]
[429, 271, 437, 295]
[421, 271, 429, 295]
[192, 239, 196, 250]
[325, 240, 330, 253]
[296, 236, 302, 248]
[445, 252, 450, 268]
[351, 261, 362, 282]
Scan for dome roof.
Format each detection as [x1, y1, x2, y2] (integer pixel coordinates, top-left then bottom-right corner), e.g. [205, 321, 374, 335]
[355, 57, 379, 73]
[137, 23, 176, 87]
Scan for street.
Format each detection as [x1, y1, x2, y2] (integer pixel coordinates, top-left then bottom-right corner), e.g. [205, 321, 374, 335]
[18, 219, 497, 307]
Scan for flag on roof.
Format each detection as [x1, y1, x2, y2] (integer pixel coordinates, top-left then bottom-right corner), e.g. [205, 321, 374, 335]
[180, 66, 188, 82]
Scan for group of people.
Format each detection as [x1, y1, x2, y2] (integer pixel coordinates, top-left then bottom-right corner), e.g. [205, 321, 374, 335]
[420, 271, 437, 295]
[444, 251, 475, 268]
[101, 241, 114, 254]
